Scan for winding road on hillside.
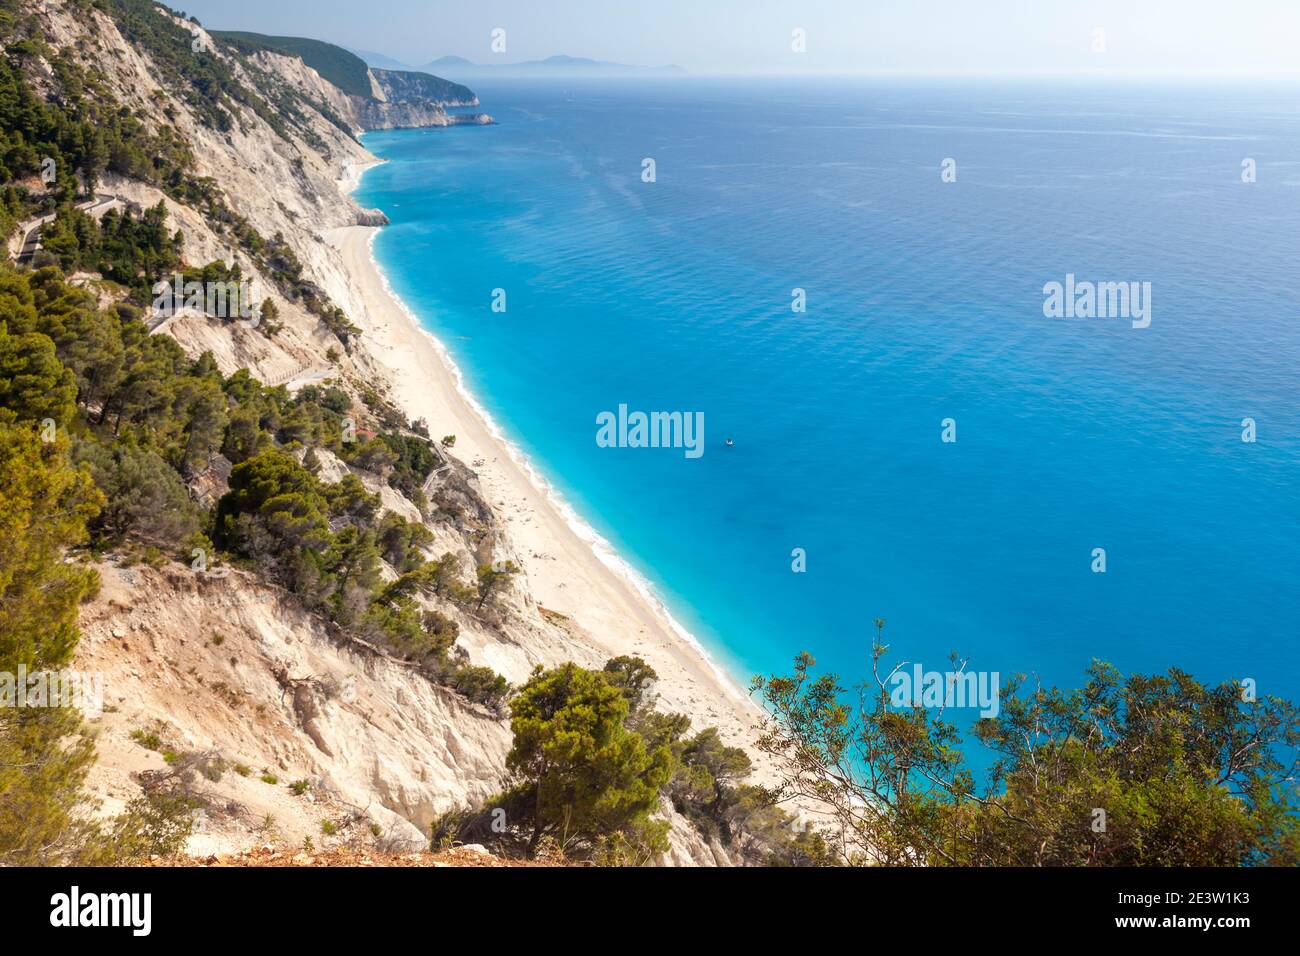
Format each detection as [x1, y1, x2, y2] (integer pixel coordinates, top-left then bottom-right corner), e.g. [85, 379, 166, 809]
[10, 193, 123, 266]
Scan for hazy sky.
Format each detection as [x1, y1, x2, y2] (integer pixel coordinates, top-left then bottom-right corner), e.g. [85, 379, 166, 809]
[174, 0, 1300, 75]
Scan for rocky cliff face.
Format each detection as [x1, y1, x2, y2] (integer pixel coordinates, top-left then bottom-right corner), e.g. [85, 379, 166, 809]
[79, 562, 511, 851]
[25, 1, 729, 864]
[347, 95, 493, 131]
[243, 50, 493, 132]
[371, 68, 479, 107]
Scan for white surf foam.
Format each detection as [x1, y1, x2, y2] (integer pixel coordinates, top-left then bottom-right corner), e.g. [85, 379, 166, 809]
[360, 226, 750, 705]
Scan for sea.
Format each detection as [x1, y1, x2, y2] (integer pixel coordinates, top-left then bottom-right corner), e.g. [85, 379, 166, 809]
[355, 76, 1300, 744]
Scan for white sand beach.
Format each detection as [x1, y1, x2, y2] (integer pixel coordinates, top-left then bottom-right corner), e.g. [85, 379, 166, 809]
[324, 220, 768, 755]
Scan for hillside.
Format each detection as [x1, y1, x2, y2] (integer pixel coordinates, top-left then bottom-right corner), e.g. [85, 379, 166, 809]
[207, 29, 488, 129]
[372, 68, 476, 107]
[0, 0, 796, 868]
[213, 30, 481, 113]
[213, 31, 375, 99]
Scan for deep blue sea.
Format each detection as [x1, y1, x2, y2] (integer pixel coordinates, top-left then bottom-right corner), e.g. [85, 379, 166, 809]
[356, 78, 1300, 729]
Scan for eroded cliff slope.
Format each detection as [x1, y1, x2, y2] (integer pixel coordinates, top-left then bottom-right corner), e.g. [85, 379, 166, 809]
[12, 0, 740, 865]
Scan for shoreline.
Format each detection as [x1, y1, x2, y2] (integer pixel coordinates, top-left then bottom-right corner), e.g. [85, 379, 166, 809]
[360, 229, 747, 704]
[326, 159, 766, 753]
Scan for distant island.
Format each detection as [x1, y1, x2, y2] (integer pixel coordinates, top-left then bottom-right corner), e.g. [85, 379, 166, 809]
[352, 50, 687, 78]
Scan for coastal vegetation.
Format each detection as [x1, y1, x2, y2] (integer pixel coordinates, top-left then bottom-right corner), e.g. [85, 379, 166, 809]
[211, 31, 479, 109]
[422, 625, 1300, 867]
[103, 0, 311, 142]
[38, 201, 182, 293]
[369, 67, 476, 107]
[212, 31, 376, 100]
[0, 0, 202, 228]
[751, 621, 1300, 866]
[431, 656, 830, 865]
[0, 0, 365, 349]
[0, 257, 511, 859]
[0, 403, 200, 864]
[0, 260, 511, 693]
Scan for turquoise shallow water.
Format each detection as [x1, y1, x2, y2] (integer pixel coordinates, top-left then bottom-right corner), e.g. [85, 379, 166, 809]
[356, 77, 1299, 726]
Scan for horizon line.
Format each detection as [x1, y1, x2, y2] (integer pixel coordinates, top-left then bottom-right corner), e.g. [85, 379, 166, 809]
[416, 67, 1300, 80]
